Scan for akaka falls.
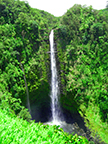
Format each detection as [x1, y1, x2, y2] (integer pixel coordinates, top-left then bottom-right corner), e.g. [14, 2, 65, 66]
[49, 29, 62, 124]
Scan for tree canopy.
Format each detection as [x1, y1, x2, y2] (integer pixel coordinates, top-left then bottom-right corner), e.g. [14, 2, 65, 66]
[0, 0, 108, 143]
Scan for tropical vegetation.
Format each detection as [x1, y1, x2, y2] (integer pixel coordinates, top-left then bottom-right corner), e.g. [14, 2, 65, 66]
[0, 0, 108, 143]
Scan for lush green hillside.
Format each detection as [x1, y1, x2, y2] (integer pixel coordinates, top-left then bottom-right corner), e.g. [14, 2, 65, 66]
[0, 0, 108, 143]
[0, 0, 59, 120]
[0, 109, 89, 144]
[54, 4, 108, 143]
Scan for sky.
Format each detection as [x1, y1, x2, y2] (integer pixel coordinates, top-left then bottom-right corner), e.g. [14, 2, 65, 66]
[23, 0, 107, 16]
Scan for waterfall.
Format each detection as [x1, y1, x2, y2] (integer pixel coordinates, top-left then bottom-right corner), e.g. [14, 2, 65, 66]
[49, 29, 61, 123]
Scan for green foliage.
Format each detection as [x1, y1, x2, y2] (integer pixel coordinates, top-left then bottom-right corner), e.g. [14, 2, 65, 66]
[80, 104, 108, 143]
[0, 0, 108, 143]
[0, 109, 88, 144]
[0, 0, 58, 116]
[0, 90, 31, 121]
[57, 25, 67, 38]
[55, 4, 108, 143]
[17, 108, 32, 122]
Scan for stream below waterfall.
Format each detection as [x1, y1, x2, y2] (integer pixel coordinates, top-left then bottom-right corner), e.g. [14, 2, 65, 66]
[43, 118, 104, 144]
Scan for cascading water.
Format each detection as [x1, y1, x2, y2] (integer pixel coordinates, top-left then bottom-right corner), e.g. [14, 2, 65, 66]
[49, 29, 61, 123]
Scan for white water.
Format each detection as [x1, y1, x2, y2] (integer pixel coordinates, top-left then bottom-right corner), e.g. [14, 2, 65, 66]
[49, 29, 61, 124]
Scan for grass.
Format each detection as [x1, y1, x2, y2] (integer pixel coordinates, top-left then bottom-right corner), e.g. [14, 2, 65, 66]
[79, 103, 108, 143]
[0, 108, 89, 144]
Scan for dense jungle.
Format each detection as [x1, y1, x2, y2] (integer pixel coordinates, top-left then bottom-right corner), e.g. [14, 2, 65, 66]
[0, 0, 108, 143]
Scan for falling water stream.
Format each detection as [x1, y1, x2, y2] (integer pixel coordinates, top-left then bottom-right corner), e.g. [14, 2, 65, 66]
[49, 29, 61, 124]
